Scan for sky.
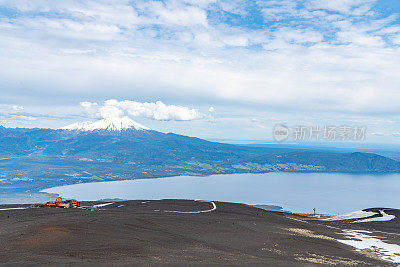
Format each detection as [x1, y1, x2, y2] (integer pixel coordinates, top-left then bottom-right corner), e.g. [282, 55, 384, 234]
[1, 0, 400, 143]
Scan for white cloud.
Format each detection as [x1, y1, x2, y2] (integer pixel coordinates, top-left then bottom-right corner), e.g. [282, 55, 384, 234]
[12, 105, 24, 111]
[99, 105, 124, 119]
[80, 101, 98, 109]
[260, 0, 300, 20]
[154, 4, 208, 27]
[208, 106, 215, 112]
[0, 104, 24, 112]
[306, 0, 376, 15]
[12, 115, 36, 121]
[96, 100, 203, 121]
[273, 28, 324, 43]
[0, 104, 37, 122]
[391, 34, 400, 45]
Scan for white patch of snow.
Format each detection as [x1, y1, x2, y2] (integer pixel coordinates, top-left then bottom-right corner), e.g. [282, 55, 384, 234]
[324, 210, 377, 221]
[353, 210, 395, 223]
[338, 230, 400, 263]
[0, 207, 27, 211]
[59, 116, 149, 132]
[93, 202, 114, 207]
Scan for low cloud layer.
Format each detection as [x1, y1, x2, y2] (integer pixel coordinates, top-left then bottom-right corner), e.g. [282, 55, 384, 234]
[80, 101, 98, 109]
[0, 104, 36, 122]
[97, 100, 203, 121]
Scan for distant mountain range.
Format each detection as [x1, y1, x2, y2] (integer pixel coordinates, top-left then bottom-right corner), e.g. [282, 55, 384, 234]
[1, 117, 400, 194]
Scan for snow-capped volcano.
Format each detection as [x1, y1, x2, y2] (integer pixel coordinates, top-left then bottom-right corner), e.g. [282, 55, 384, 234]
[60, 116, 150, 132]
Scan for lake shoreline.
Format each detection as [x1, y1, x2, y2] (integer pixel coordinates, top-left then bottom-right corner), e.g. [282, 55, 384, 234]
[40, 172, 400, 214]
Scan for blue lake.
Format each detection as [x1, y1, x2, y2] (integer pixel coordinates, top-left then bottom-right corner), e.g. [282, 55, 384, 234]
[42, 173, 400, 214]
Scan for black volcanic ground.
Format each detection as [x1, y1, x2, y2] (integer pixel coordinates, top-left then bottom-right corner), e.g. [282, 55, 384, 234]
[0, 200, 398, 266]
